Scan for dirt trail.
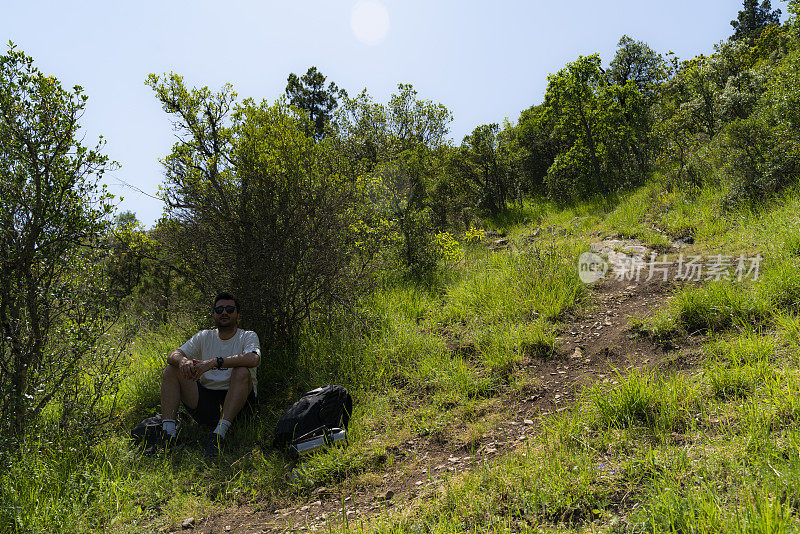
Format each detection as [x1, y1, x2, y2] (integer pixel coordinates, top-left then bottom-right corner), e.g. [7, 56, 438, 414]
[176, 239, 700, 534]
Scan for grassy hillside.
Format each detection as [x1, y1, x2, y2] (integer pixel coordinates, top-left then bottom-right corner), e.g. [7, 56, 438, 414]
[5, 175, 800, 532]
[7, 3, 800, 533]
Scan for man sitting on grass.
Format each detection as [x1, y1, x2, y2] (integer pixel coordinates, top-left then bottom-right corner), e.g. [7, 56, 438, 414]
[159, 292, 260, 457]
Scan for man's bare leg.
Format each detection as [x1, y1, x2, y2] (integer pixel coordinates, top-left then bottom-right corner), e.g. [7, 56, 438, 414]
[203, 368, 253, 456]
[160, 364, 199, 421]
[220, 367, 253, 424]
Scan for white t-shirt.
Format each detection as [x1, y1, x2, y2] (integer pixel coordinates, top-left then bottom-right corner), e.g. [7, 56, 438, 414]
[178, 328, 261, 393]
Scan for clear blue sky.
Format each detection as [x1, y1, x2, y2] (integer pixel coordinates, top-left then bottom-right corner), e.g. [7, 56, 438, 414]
[2, 0, 789, 226]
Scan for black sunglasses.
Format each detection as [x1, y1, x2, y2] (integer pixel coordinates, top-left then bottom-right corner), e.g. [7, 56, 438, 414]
[213, 305, 236, 314]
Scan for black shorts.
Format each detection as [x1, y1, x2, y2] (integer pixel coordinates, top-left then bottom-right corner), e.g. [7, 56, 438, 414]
[184, 383, 258, 427]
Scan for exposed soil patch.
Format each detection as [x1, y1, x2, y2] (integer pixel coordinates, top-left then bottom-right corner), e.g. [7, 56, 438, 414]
[170, 239, 702, 534]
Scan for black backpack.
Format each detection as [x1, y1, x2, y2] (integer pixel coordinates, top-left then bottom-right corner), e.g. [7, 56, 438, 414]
[131, 415, 164, 453]
[273, 385, 352, 449]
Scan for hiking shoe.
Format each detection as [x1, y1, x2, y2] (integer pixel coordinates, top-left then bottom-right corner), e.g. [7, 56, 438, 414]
[162, 430, 185, 453]
[201, 432, 226, 459]
[142, 429, 184, 456]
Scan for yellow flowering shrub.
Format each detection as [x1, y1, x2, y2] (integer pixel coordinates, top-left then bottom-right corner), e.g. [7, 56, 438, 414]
[464, 225, 485, 244]
[435, 231, 464, 265]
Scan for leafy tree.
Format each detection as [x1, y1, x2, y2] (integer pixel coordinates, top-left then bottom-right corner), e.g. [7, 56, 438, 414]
[654, 40, 757, 186]
[336, 84, 452, 278]
[106, 211, 147, 306]
[608, 35, 666, 98]
[285, 66, 346, 141]
[448, 123, 510, 215]
[503, 105, 559, 195]
[543, 54, 611, 197]
[338, 84, 451, 170]
[719, 69, 766, 121]
[0, 44, 121, 441]
[148, 73, 373, 362]
[103, 213, 197, 326]
[542, 46, 665, 199]
[731, 0, 781, 41]
[608, 36, 667, 177]
[719, 44, 800, 203]
[386, 84, 452, 154]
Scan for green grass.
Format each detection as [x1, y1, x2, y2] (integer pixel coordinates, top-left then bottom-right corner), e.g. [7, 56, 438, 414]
[641, 254, 800, 341]
[316, 176, 800, 532]
[589, 368, 701, 433]
[13, 170, 800, 533]
[1, 221, 592, 532]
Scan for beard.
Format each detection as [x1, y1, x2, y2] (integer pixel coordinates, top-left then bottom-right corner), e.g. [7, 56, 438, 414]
[214, 316, 236, 331]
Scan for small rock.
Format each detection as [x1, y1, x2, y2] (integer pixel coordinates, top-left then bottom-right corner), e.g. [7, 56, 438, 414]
[523, 419, 534, 426]
[181, 518, 195, 530]
[224, 527, 232, 532]
[571, 347, 582, 359]
[312, 486, 327, 496]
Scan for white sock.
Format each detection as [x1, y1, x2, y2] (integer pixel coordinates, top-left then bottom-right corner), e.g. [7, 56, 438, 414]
[213, 419, 232, 438]
[162, 419, 177, 437]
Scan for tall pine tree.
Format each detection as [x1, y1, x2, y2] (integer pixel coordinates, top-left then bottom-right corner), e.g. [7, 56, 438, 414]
[731, 0, 781, 41]
[285, 66, 346, 141]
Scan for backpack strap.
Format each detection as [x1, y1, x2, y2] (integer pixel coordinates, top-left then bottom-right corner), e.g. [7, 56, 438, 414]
[342, 392, 353, 430]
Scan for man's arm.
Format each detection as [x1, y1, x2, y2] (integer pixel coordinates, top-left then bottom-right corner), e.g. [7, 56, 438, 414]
[219, 351, 260, 368]
[193, 351, 260, 376]
[167, 349, 196, 380]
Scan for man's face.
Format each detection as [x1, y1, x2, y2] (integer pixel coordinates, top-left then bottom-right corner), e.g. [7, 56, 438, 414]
[212, 299, 239, 328]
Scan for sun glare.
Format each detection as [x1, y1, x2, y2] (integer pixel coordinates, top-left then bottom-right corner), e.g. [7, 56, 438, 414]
[350, 1, 390, 46]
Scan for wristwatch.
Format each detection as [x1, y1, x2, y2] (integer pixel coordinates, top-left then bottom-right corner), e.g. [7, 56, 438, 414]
[216, 357, 224, 370]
